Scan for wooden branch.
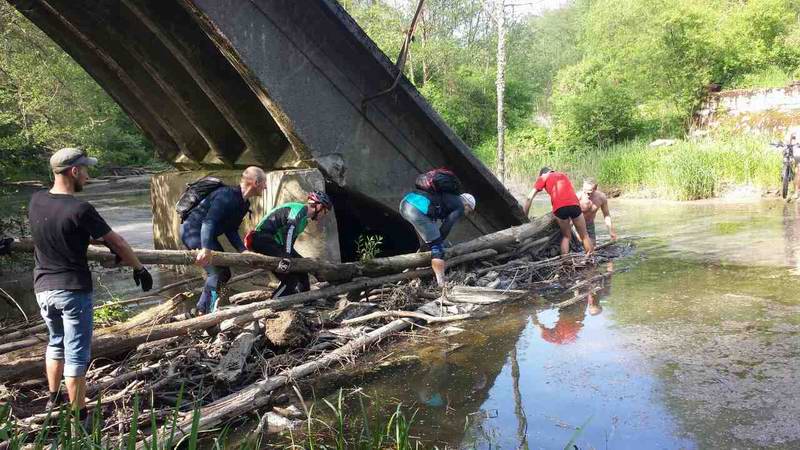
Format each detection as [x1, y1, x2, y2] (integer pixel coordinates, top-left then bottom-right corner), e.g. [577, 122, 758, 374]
[341, 310, 486, 326]
[554, 287, 602, 310]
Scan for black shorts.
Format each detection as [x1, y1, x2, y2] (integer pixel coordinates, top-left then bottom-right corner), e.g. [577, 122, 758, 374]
[554, 205, 581, 220]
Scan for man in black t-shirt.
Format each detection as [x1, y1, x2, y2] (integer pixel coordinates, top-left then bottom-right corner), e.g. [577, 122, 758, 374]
[29, 147, 153, 420]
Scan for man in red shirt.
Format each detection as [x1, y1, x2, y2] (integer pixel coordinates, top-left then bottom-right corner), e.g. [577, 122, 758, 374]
[522, 167, 593, 255]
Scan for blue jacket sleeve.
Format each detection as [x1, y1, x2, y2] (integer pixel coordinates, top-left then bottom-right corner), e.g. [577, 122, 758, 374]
[200, 190, 229, 249]
[439, 195, 464, 240]
[225, 229, 245, 253]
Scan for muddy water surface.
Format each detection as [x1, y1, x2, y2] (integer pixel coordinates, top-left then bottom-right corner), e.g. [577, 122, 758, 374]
[322, 199, 800, 449]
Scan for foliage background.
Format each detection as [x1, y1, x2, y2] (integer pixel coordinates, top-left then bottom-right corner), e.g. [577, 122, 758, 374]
[0, 3, 153, 181]
[344, 0, 799, 197]
[2, 0, 799, 196]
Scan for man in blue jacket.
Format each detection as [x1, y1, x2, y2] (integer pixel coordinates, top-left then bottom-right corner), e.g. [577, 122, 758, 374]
[180, 166, 266, 314]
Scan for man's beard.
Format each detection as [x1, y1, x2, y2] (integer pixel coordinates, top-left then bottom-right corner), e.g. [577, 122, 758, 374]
[73, 178, 85, 192]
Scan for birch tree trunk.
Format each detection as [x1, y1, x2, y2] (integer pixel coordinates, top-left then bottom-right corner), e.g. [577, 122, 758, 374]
[495, 0, 507, 184]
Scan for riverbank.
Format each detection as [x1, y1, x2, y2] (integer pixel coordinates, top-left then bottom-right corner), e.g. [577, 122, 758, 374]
[478, 133, 783, 200]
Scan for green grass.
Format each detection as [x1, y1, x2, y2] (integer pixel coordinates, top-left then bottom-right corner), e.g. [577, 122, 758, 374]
[478, 132, 783, 200]
[0, 388, 263, 450]
[288, 389, 423, 450]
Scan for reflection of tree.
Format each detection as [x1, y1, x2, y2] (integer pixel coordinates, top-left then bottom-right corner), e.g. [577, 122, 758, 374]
[510, 345, 529, 450]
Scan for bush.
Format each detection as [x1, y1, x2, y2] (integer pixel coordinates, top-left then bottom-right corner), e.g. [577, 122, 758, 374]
[488, 128, 782, 200]
[551, 60, 643, 149]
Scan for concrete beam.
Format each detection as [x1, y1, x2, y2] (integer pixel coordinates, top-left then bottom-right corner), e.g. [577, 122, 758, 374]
[123, 0, 291, 168]
[40, 0, 211, 162]
[10, 0, 181, 162]
[57, 0, 247, 165]
[184, 0, 525, 241]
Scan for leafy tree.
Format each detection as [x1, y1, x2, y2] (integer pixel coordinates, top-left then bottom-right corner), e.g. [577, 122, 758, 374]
[0, 3, 153, 181]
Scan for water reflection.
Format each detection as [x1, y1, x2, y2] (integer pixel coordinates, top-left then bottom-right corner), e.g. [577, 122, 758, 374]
[534, 263, 613, 345]
[781, 203, 800, 274]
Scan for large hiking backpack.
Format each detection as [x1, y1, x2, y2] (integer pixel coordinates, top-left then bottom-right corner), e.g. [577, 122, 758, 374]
[414, 168, 462, 195]
[175, 177, 225, 223]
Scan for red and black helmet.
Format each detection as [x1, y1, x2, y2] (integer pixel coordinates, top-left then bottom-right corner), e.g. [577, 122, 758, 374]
[307, 190, 333, 210]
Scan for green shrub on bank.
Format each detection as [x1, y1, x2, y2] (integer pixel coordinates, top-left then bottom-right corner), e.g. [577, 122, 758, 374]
[492, 131, 782, 200]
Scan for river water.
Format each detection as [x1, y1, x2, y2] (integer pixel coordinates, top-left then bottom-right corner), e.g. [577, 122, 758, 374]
[0, 176, 181, 319]
[308, 198, 800, 449]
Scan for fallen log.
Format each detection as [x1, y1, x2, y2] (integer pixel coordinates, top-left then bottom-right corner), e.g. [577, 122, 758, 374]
[94, 268, 265, 310]
[0, 249, 494, 382]
[449, 286, 529, 304]
[8, 239, 353, 281]
[8, 215, 556, 282]
[0, 322, 47, 342]
[227, 248, 497, 305]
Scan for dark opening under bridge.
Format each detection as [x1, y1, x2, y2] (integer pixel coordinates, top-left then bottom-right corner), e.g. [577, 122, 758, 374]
[9, 0, 527, 260]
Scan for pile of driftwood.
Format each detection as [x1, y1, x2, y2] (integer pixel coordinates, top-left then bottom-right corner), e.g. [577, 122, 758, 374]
[0, 214, 626, 445]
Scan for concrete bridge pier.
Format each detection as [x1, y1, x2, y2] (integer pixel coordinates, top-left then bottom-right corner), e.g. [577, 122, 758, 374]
[151, 169, 420, 263]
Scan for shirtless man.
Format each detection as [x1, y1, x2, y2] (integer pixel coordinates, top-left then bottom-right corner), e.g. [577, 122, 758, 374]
[578, 178, 617, 245]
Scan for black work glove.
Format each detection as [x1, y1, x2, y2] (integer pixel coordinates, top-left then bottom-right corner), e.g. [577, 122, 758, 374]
[133, 267, 153, 292]
[276, 258, 292, 274]
[0, 237, 12, 256]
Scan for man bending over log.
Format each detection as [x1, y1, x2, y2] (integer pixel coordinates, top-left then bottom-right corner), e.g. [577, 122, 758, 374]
[523, 167, 593, 256]
[578, 178, 617, 246]
[29, 148, 152, 421]
[245, 191, 333, 298]
[399, 169, 476, 288]
[181, 167, 266, 315]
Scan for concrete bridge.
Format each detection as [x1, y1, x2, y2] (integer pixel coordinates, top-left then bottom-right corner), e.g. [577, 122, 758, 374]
[10, 0, 527, 260]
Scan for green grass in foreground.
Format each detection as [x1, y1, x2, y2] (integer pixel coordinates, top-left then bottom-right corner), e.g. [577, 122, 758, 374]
[476, 134, 783, 200]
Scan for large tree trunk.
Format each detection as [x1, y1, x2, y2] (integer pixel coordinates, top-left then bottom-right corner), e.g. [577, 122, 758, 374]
[8, 215, 555, 282]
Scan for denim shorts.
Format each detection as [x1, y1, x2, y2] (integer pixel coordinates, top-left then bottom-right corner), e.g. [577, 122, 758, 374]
[36, 289, 93, 377]
[400, 198, 441, 244]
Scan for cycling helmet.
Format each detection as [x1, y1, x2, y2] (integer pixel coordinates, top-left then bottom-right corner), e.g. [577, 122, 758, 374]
[307, 190, 333, 210]
[460, 193, 476, 211]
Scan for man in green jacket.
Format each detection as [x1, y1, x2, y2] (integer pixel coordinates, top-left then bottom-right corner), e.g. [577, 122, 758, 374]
[245, 191, 332, 298]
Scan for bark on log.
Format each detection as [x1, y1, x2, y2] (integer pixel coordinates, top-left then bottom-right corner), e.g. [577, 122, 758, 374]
[8, 215, 555, 282]
[213, 322, 258, 383]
